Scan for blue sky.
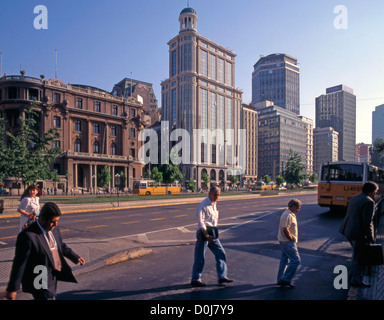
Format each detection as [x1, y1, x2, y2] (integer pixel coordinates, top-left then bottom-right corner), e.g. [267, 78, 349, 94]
[1, 0, 383, 144]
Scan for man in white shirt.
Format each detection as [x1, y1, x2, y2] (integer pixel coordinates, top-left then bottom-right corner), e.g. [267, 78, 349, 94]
[277, 198, 302, 288]
[191, 186, 233, 287]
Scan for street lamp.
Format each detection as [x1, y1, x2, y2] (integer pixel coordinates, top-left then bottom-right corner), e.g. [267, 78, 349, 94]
[115, 173, 120, 207]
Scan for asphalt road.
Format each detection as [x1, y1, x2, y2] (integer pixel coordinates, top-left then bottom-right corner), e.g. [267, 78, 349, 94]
[46, 193, 351, 301]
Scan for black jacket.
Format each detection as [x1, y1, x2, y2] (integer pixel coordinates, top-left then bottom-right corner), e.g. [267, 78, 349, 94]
[7, 222, 80, 297]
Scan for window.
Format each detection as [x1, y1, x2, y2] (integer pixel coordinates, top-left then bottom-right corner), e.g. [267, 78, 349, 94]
[130, 108, 136, 117]
[171, 51, 177, 76]
[95, 101, 101, 112]
[130, 148, 135, 158]
[110, 143, 116, 155]
[28, 89, 39, 101]
[74, 139, 81, 152]
[112, 105, 118, 115]
[74, 120, 81, 131]
[54, 140, 61, 149]
[76, 98, 83, 109]
[93, 141, 100, 153]
[53, 116, 61, 128]
[130, 128, 136, 138]
[111, 125, 116, 136]
[54, 93, 61, 103]
[8, 87, 18, 99]
[93, 123, 100, 134]
[200, 50, 208, 77]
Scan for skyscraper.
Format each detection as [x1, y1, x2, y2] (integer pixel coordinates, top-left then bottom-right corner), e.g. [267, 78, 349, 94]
[252, 53, 300, 115]
[161, 7, 243, 188]
[372, 104, 384, 144]
[315, 84, 356, 162]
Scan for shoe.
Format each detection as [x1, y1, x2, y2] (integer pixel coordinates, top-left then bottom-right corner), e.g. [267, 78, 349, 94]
[191, 280, 206, 287]
[218, 277, 234, 284]
[351, 282, 371, 288]
[278, 280, 295, 288]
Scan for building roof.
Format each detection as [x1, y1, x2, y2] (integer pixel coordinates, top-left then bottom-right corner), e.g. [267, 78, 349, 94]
[180, 7, 197, 15]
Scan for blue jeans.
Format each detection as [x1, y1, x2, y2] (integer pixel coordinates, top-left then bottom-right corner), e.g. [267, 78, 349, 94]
[191, 230, 228, 282]
[277, 241, 301, 283]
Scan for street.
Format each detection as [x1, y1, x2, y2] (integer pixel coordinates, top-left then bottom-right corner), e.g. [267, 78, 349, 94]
[3, 192, 353, 301]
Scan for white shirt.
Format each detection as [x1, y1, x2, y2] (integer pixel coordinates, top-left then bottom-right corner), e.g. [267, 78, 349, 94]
[196, 197, 219, 231]
[18, 196, 40, 231]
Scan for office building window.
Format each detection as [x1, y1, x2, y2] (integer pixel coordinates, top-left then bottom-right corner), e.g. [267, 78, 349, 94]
[112, 105, 118, 115]
[54, 93, 61, 103]
[93, 141, 100, 153]
[200, 49, 208, 77]
[111, 125, 116, 136]
[53, 116, 61, 128]
[110, 143, 116, 155]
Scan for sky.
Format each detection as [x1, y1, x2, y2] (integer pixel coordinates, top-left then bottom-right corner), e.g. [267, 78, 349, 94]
[1, 0, 384, 144]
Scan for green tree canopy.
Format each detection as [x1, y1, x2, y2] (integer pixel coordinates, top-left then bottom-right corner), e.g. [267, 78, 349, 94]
[283, 149, 306, 186]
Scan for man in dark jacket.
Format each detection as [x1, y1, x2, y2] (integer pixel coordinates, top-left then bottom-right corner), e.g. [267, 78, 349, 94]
[339, 181, 378, 287]
[6, 202, 85, 300]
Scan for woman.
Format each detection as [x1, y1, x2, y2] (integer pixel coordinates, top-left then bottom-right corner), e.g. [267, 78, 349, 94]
[18, 185, 41, 232]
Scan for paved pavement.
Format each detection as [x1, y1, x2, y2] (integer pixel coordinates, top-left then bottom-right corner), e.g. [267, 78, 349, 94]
[0, 191, 383, 300]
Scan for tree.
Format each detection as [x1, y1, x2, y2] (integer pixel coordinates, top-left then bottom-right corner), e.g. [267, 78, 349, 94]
[229, 175, 238, 187]
[283, 149, 306, 186]
[0, 102, 60, 188]
[201, 172, 211, 188]
[98, 165, 111, 190]
[276, 175, 285, 187]
[187, 178, 196, 192]
[150, 167, 163, 186]
[308, 172, 318, 184]
[263, 175, 271, 185]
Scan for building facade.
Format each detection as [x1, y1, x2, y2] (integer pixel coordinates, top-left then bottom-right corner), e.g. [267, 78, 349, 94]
[241, 103, 258, 185]
[313, 127, 339, 174]
[372, 104, 384, 144]
[252, 54, 300, 115]
[161, 7, 243, 188]
[315, 84, 356, 162]
[0, 72, 146, 192]
[257, 104, 307, 181]
[112, 78, 160, 127]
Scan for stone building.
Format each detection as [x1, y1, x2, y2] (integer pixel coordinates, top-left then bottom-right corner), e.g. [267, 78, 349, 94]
[0, 71, 146, 193]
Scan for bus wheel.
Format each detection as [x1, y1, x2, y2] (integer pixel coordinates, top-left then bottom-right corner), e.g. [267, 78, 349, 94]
[145, 191, 151, 195]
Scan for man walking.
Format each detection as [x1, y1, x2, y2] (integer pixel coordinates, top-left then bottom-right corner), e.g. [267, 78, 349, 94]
[339, 181, 378, 287]
[6, 202, 85, 300]
[191, 186, 233, 287]
[277, 198, 302, 288]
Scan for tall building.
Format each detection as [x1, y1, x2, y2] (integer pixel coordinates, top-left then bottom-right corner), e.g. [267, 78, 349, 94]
[313, 127, 339, 174]
[252, 54, 300, 115]
[0, 71, 146, 193]
[241, 103, 258, 185]
[161, 7, 243, 188]
[372, 104, 384, 144]
[257, 104, 307, 180]
[299, 116, 314, 174]
[315, 84, 356, 162]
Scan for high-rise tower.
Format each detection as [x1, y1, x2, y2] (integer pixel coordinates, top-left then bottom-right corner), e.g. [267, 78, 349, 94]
[315, 85, 356, 161]
[161, 7, 243, 188]
[252, 53, 300, 115]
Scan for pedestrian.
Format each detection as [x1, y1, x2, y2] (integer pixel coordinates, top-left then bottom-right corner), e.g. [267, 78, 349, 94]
[17, 184, 41, 232]
[6, 202, 85, 300]
[339, 181, 378, 288]
[191, 186, 233, 287]
[277, 198, 302, 288]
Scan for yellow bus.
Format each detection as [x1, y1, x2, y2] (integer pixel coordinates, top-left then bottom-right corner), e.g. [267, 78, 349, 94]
[318, 161, 384, 212]
[132, 180, 181, 196]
